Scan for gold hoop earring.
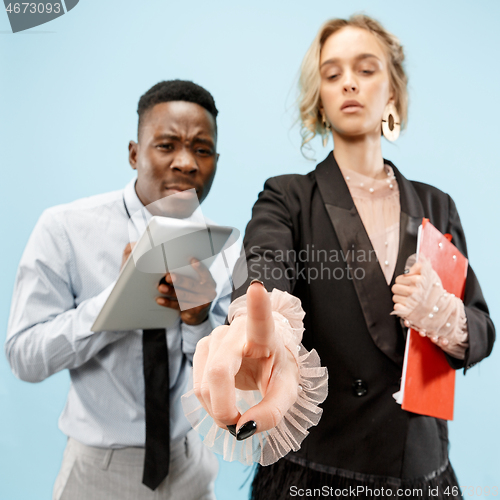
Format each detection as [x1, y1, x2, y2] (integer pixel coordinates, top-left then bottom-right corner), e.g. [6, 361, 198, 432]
[382, 102, 400, 142]
[321, 110, 331, 147]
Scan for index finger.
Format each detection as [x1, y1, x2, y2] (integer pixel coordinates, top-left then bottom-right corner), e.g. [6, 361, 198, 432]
[394, 273, 422, 287]
[244, 280, 276, 357]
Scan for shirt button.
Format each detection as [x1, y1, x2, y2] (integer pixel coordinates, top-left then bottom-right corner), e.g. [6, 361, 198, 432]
[352, 379, 368, 397]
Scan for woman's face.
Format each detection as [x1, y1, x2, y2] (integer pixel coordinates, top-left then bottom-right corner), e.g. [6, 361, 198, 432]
[319, 26, 393, 139]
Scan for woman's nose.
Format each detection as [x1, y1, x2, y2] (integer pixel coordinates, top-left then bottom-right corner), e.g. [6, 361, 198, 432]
[342, 71, 358, 93]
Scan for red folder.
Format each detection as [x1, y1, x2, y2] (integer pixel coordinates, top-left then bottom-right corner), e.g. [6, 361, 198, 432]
[400, 218, 468, 420]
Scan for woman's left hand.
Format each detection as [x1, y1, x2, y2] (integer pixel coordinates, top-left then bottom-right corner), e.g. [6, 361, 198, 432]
[391, 260, 450, 347]
[391, 260, 423, 313]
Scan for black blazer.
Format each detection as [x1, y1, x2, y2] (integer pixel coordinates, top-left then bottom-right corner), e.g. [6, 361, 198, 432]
[231, 152, 495, 479]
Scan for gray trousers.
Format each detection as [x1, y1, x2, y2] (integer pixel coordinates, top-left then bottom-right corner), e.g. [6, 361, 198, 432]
[53, 429, 219, 500]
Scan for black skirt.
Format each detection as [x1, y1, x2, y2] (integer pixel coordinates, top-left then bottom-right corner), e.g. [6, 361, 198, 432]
[250, 456, 461, 500]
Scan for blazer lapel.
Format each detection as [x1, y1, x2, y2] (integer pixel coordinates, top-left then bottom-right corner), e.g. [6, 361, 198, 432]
[387, 160, 426, 287]
[315, 153, 424, 367]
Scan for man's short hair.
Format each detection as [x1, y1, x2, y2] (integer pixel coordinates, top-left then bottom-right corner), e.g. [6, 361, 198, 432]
[137, 80, 218, 136]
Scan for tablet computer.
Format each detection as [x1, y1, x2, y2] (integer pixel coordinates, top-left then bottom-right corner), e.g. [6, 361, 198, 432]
[91, 216, 236, 332]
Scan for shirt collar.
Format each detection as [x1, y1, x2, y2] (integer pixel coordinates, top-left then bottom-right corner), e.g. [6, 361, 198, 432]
[123, 178, 214, 238]
[123, 177, 153, 239]
[123, 177, 148, 217]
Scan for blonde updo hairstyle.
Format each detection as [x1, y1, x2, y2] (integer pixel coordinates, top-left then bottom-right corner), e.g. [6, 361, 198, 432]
[299, 14, 408, 149]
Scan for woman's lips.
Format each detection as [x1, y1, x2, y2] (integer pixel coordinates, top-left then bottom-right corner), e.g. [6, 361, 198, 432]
[342, 105, 363, 113]
[341, 100, 363, 113]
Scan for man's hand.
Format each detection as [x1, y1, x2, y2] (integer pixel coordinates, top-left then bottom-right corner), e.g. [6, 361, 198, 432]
[156, 258, 217, 326]
[120, 242, 137, 271]
[192, 281, 299, 440]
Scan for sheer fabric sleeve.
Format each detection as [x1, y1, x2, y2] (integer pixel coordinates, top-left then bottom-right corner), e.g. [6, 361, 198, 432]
[390, 255, 469, 359]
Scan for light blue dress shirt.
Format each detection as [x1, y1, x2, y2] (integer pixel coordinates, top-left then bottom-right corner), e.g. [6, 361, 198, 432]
[5, 179, 236, 448]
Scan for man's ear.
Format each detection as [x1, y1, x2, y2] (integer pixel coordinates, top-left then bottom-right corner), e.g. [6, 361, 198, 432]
[216, 153, 220, 162]
[129, 141, 138, 170]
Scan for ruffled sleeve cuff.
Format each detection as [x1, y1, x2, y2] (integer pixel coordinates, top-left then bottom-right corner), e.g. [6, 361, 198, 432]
[181, 288, 328, 466]
[391, 255, 469, 359]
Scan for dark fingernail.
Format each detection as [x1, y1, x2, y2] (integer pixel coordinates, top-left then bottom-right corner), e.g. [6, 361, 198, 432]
[226, 424, 237, 437]
[236, 421, 257, 441]
[250, 279, 265, 287]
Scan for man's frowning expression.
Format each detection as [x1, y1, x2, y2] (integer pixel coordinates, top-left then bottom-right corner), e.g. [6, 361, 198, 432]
[129, 100, 218, 215]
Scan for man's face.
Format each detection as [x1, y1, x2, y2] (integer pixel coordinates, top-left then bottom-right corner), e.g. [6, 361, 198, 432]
[129, 100, 218, 216]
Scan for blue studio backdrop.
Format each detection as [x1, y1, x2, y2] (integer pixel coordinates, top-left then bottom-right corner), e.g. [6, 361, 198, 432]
[1, 1, 499, 498]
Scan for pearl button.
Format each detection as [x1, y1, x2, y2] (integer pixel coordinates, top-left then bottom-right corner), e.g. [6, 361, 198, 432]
[360, 182, 364, 187]
[433, 306, 439, 312]
[385, 241, 388, 246]
[452, 255, 457, 260]
[446, 322, 451, 328]
[389, 184, 394, 189]
[346, 176, 350, 180]
[369, 188, 374, 193]
[438, 242, 443, 249]
[428, 313, 434, 318]
[384, 260, 389, 266]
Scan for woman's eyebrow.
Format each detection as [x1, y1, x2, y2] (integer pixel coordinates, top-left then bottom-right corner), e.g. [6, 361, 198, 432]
[320, 53, 381, 68]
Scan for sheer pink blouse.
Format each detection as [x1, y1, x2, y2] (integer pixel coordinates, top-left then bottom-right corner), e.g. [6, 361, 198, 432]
[338, 164, 468, 359]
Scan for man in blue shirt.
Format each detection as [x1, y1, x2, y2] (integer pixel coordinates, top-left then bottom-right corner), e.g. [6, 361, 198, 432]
[6, 80, 236, 500]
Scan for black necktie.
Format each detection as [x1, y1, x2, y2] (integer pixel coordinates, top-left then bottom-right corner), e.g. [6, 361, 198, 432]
[142, 328, 170, 490]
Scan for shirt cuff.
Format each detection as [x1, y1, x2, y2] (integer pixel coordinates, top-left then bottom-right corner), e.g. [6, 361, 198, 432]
[84, 280, 118, 334]
[181, 316, 213, 353]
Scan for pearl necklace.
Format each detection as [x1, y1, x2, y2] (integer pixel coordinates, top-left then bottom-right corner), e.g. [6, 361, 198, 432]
[343, 164, 398, 273]
[344, 164, 396, 193]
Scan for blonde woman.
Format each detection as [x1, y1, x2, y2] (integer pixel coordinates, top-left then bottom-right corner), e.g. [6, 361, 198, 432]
[188, 14, 495, 497]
